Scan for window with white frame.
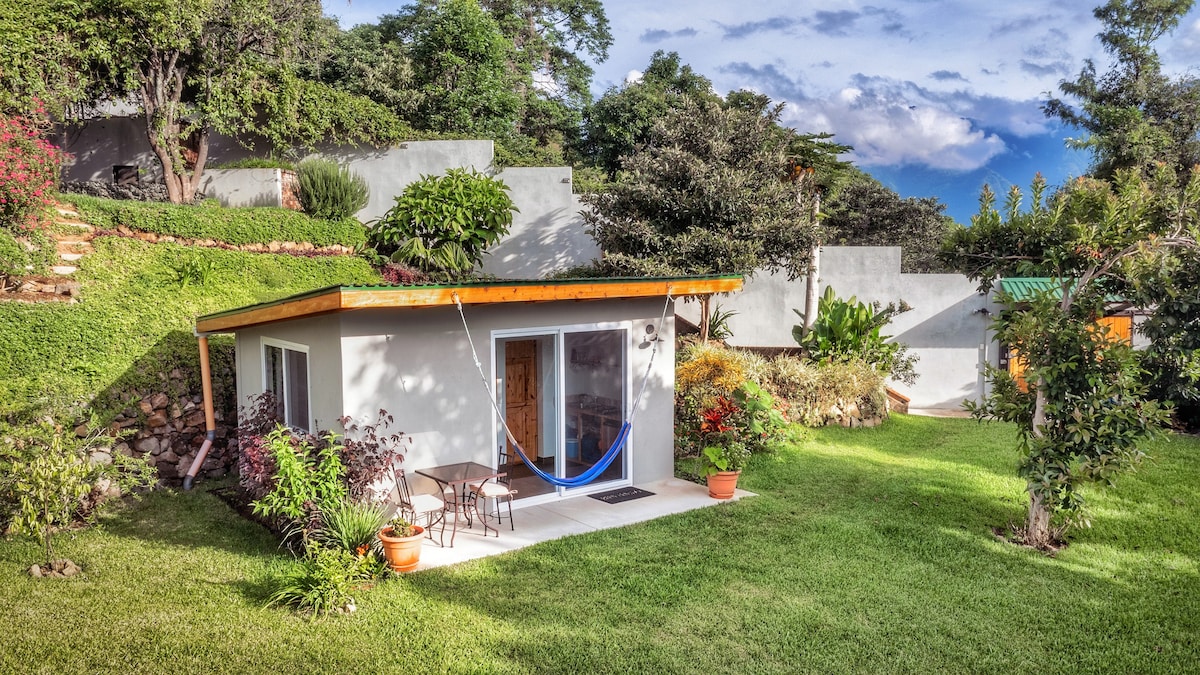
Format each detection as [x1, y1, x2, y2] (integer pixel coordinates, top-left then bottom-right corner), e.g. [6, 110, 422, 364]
[263, 339, 310, 432]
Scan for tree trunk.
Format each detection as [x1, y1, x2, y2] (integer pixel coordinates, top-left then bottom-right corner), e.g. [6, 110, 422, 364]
[800, 186, 822, 339]
[1027, 490, 1052, 548]
[699, 295, 711, 344]
[802, 240, 820, 338]
[1026, 377, 1052, 548]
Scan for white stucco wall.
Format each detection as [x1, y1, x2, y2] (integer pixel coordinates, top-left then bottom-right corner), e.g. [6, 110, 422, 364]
[231, 297, 676, 493]
[199, 168, 286, 208]
[61, 124, 599, 278]
[233, 315, 345, 433]
[678, 246, 1001, 409]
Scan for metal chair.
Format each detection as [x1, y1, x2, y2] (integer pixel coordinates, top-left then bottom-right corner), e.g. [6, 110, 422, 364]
[391, 466, 447, 547]
[470, 449, 518, 532]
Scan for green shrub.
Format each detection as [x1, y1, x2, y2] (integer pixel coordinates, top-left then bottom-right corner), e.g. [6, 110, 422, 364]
[296, 158, 369, 221]
[0, 422, 156, 562]
[251, 426, 347, 530]
[64, 195, 367, 248]
[369, 168, 516, 277]
[674, 341, 783, 457]
[266, 545, 371, 618]
[794, 286, 919, 385]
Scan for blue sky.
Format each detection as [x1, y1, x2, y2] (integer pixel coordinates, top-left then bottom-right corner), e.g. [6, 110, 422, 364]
[323, 1, 1200, 225]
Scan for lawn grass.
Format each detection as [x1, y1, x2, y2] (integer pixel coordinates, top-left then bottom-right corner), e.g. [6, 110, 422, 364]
[1, 415, 1197, 674]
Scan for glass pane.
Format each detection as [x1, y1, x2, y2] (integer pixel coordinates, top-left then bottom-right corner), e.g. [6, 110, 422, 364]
[264, 345, 285, 421]
[564, 330, 625, 483]
[285, 348, 309, 431]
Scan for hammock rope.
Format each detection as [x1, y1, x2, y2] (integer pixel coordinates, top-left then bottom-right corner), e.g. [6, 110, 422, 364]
[453, 290, 673, 488]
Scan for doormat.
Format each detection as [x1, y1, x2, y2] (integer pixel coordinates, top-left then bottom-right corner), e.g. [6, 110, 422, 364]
[588, 487, 656, 504]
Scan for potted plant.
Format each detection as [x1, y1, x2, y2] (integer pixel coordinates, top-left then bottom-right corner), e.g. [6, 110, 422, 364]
[700, 437, 750, 499]
[377, 516, 425, 573]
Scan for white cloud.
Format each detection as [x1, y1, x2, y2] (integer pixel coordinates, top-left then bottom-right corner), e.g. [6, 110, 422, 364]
[785, 89, 1007, 171]
[624, 69, 644, 85]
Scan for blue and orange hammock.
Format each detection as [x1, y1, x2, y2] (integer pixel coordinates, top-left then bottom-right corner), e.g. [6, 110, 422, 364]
[453, 291, 672, 488]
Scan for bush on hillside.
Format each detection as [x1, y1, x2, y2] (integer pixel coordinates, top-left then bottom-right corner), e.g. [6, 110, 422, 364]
[369, 169, 515, 278]
[296, 158, 369, 221]
[0, 421, 156, 563]
[64, 195, 367, 249]
[0, 107, 66, 229]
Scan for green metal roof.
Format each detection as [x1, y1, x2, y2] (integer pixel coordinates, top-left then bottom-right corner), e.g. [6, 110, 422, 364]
[998, 277, 1126, 304]
[998, 277, 1065, 302]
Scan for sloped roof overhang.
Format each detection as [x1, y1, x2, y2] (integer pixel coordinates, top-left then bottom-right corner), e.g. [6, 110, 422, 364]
[195, 275, 743, 335]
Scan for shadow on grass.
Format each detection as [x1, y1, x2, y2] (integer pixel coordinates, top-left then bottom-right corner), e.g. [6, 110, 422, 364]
[403, 427, 1200, 673]
[99, 483, 281, 561]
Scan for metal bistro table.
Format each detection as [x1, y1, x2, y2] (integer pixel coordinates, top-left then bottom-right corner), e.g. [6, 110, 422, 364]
[415, 461, 506, 547]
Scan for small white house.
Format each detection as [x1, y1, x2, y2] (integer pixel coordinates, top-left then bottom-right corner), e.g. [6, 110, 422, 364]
[191, 276, 741, 503]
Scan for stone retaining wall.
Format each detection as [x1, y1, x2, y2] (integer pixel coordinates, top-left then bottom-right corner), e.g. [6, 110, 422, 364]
[98, 368, 239, 484]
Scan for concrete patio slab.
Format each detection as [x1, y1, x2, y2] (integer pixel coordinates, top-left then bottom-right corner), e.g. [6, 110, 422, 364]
[412, 478, 754, 570]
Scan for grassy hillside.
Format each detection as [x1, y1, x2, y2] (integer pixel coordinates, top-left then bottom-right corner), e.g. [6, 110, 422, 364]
[0, 201, 382, 423]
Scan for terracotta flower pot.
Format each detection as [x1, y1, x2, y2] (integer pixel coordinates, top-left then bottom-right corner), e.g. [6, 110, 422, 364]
[378, 525, 426, 573]
[706, 470, 741, 499]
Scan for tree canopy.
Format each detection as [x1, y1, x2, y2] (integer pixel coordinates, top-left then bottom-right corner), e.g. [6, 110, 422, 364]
[581, 50, 719, 177]
[1044, 0, 1200, 180]
[942, 169, 1200, 547]
[583, 95, 824, 280]
[21, 0, 405, 203]
[823, 176, 956, 273]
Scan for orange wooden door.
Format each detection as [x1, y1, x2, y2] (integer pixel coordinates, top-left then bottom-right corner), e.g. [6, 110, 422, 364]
[504, 340, 539, 462]
[1096, 315, 1132, 344]
[1008, 315, 1132, 392]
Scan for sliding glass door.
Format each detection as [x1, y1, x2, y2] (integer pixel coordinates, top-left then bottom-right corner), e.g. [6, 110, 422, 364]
[494, 324, 628, 499]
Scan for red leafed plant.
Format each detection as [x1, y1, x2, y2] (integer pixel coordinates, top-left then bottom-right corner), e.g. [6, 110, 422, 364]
[700, 396, 739, 436]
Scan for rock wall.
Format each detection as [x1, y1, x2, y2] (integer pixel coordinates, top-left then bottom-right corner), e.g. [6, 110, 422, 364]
[102, 369, 239, 484]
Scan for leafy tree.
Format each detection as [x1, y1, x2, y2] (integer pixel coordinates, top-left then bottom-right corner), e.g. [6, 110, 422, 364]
[481, 0, 610, 108]
[299, 20, 419, 121]
[583, 96, 820, 337]
[481, 0, 610, 158]
[1132, 238, 1200, 429]
[369, 168, 517, 278]
[72, 0, 403, 204]
[402, 0, 523, 139]
[581, 50, 719, 177]
[0, 1, 87, 116]
[822, 176, 956, 273]
[942, 170, 1200, 549]
[1044, 0, 1200, 180]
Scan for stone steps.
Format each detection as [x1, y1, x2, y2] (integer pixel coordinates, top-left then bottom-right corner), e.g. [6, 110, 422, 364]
[49, 202, 97, 277]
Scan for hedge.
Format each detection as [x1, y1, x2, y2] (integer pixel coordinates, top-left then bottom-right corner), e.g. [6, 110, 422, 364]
[64, 196, 368, 249]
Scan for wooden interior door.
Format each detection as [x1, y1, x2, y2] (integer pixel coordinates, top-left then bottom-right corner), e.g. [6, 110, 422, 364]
[504, 340, 540, 463]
